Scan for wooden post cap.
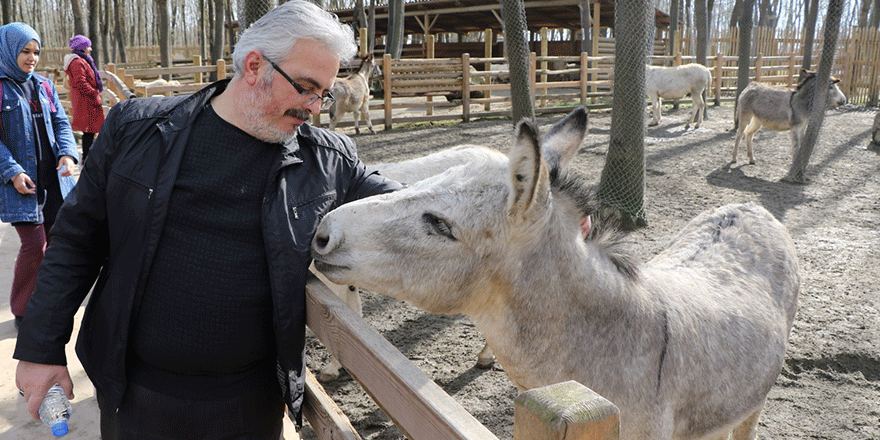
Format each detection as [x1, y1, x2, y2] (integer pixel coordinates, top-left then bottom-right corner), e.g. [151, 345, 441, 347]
[514, 381, 619, 440]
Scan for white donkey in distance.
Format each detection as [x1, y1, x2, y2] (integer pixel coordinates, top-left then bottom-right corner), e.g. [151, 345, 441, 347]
[312, 108, 800, 440]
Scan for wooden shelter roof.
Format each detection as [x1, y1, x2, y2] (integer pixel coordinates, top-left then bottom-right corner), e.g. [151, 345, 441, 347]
[329, 0, 670, 37]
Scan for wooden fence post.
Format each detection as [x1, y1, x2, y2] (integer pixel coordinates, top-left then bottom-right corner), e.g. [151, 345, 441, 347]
[192, 55, 203, 83]
[216, 59, 226, 80]
[426, 34, 435, 117]
[580, 52, 588, 106]
[540, 27, 549, 108]
[714, 52, 723, 106]
[484, 28, 493, 111]
[383, 54, 393, 131]
[514, 381, 619, 440]
[462, 53, 471, 123]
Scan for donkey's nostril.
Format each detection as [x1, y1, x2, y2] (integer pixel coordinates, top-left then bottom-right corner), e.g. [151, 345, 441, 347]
[314, 233, 329, 250]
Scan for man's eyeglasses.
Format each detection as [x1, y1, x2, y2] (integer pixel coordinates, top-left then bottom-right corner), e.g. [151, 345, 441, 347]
[265, 58, 335, 110]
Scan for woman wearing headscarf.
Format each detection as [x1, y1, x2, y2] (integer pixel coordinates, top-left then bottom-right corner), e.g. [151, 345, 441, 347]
[63, 34, 104, 162]
[0, 22, 78, 330]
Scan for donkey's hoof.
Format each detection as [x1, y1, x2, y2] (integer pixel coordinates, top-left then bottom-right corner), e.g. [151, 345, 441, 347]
[318, 368, 341, 383]
[749, 159, 756, 165]
[476, 356, 496, 369]
[648, 121, 659, 127]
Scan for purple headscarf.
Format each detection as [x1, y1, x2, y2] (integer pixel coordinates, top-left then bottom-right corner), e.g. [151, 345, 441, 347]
[69, 34, 102, 92]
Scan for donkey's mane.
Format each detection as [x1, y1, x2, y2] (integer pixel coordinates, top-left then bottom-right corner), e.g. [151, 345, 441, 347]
[551, 170, 640, 280]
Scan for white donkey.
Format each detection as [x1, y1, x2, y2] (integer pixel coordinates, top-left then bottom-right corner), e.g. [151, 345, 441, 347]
[646, 63, 712, 129]
[328, 54, 379, 134]
[315, 146, 503, 382]
[733, 69, 847, 164]
[312, 108, 800, 440]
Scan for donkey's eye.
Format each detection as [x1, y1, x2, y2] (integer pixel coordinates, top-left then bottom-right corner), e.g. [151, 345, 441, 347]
[422, 213, 455, 240]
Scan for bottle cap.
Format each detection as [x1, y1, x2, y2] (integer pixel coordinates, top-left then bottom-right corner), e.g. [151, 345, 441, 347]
[51, 420, 69, 436]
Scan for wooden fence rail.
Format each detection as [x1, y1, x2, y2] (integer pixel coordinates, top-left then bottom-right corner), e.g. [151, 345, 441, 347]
[304, 272, 619, 439]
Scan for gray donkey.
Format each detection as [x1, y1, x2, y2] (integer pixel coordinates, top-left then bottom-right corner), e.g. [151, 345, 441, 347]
[313, 108, 800, 440]
[733, 69, 847, 164]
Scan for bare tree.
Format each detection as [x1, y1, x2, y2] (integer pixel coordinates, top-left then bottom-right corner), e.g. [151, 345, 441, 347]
[729, 0, 744, 29]
[801, 0, 819, 72]
[596, 0, 651, 229]
[1, 0, 12, 25]
[734, 0, 756, 130]
[209, 0, 225, 80]
[500, 0, 535, 124]
[386, 0, 404, 59]
[695, 0, 708, 118]
[669, 0, 680, 55]
[859, 0, 872, 27]
[70, 0, 86, 38]
[784, 0, 843, 183]
[871, 0, 880, 27]
[578, 0, 591, 54]
[758, 0, 777, 27]
[157, 0, 172, 70]
[88, 0, 100, 66]
[113, 0, 127, 63]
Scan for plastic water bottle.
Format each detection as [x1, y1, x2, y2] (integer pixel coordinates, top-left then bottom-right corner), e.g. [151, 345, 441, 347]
[38, 384, 71, 437]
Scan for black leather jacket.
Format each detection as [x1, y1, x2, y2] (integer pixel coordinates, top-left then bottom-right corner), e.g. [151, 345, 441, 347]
[13, 80, 401, 425]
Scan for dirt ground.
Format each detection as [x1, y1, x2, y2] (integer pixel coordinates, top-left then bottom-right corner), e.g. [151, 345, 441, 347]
[303, 103, 880, 439]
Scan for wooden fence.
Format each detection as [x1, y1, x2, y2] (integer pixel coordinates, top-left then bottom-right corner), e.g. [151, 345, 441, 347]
[304, 272, 620, 439]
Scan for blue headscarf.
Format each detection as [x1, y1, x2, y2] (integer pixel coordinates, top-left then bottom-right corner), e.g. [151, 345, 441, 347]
[0, 22, 41, 83]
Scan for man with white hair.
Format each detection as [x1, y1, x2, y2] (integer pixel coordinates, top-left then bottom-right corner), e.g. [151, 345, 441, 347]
[13, 2, 400, 438]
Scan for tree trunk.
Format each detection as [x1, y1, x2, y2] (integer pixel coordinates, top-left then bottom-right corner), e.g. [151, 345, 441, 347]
[734, 0, 756, 130]
[157, 0, 172, 73]
[209, 0, 225, 80]
[1, 0, 12, 25]
[784, 0, 843, 183]
[859, 0, 872, 27]
[695, 0, 708, 118]
[729, 0, 743, 29]
[386, 0, 404, 59]
[500, 0, 535, 124]
[871, 0, 880, 28]
[597, 0, 651, 229]
[578, 0, 591, 54]
[89, 0, 100, 66]
[66, 0, 86, 42]
[801, 0, 819, 71]
[669, 0, 680, 55]
[113, 0, 127, 63]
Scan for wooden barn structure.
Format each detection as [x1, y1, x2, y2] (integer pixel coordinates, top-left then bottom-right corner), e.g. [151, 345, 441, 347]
[329, 0, 671, 58]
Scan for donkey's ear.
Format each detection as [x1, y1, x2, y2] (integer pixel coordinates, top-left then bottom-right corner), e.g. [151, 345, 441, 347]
[508, 119, 550, 222]
[541, 107, 589, 173]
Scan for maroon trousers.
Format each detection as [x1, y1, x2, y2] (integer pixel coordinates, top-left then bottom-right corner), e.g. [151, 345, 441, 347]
[10, 223, 51, 317]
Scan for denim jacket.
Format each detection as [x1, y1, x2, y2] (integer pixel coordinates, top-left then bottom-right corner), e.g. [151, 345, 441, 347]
[0, 75, 78, 223]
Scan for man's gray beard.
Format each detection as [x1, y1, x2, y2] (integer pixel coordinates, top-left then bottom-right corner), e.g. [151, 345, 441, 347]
[241, 82, 300, 144]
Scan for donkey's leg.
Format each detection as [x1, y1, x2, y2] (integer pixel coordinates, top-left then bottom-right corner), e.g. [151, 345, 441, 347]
[686, 88, 705, 130]
[730, 407, 762, 440]
[743, 118, 763, 165]
[360, 100, 375, 134]
[733, 114, 750, 163]
[649, 95, 662, 126]
[789, 123, 806, 159]
[476, 342, 495, 368]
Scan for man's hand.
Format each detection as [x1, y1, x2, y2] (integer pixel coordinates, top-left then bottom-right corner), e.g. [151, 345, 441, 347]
[11, 173, 36, 195]
[57, 155, 77, 177]
[15, 361, 74, 420]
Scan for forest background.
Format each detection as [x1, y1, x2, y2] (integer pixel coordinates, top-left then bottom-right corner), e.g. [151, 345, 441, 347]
[0, 0, 874, 71]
